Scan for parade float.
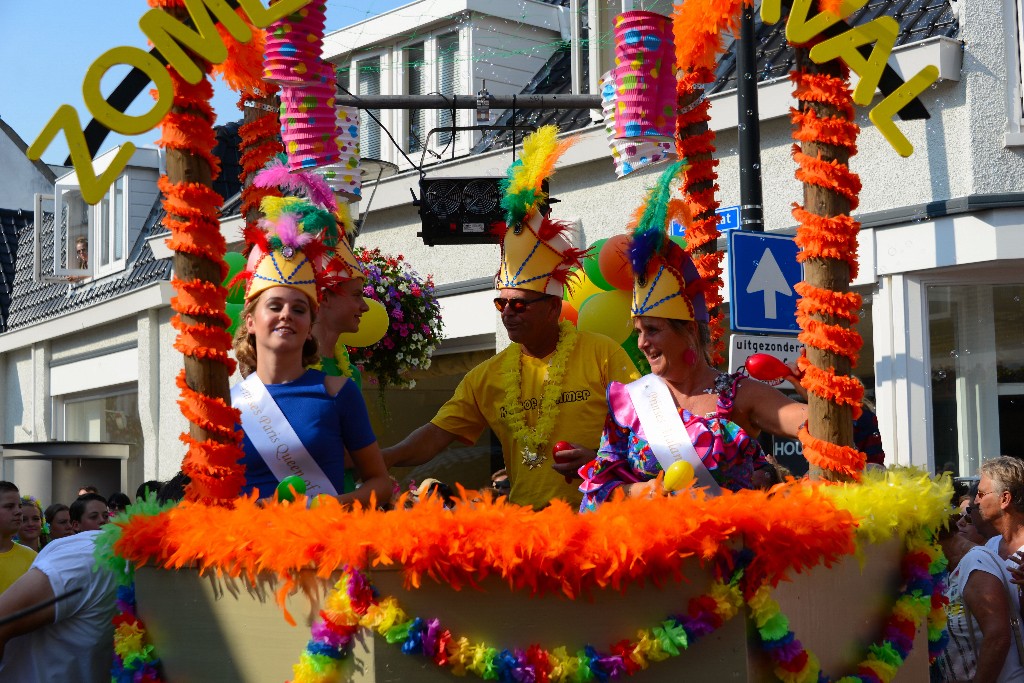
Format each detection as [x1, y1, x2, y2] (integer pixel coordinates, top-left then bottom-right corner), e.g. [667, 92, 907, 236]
[24, 1, 952, 681]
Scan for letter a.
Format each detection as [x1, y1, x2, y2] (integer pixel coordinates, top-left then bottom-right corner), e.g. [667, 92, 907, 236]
[809, 17, 899, 106]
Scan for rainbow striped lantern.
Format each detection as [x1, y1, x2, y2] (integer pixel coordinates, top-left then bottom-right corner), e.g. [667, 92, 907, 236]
[612, 10, 676, 141]
[263, 0, 328, 86]
[279, 60, 339, 171]
[315, 105, 362, 202]
[601, 70, 672, 178]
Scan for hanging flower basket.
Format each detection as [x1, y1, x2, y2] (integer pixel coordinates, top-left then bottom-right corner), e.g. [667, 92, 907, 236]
[350, 247, 444, 390]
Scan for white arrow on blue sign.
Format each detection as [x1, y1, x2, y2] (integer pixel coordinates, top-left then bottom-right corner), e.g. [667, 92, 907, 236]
[728, 230, 803, 334]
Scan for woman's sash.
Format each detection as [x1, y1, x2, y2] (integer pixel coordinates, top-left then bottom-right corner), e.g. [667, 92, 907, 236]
[231, 374, 339, 496]
[624, 375, 722, 495]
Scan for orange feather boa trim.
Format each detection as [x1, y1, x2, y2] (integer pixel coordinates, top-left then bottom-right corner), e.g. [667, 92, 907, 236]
[799, 425, 866, 480]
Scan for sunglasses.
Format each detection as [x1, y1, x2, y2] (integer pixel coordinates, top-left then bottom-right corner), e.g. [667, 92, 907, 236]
[493, 296, 548, 313]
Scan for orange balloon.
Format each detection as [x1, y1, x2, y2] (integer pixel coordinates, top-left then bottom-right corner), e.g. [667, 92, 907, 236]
[559, 300, 579, 326]
[598, 234, 633, 291]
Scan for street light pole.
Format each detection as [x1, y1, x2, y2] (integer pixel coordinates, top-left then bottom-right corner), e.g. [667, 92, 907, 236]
[736, 4, 765, 232]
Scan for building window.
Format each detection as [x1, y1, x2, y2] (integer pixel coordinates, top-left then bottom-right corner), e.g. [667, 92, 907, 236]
[358, 56, 382, 159]
[62, 387, 143, 473]
[406, 43, 427, 153]
[437, 32, 460, 147]
[96, 175, 127, 276]
[53, 184, 90, 278]
[929, 283, 1024, 476]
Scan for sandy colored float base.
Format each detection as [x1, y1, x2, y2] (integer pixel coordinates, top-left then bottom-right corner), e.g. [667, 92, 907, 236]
[134, 539, 928, 682]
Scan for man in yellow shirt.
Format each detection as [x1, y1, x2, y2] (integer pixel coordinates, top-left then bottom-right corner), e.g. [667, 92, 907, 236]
[383, 127, 639, 509]
[0, 482, 36, 593]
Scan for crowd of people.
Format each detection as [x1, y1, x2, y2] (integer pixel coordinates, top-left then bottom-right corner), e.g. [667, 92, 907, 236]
[0, 480, 169, 680]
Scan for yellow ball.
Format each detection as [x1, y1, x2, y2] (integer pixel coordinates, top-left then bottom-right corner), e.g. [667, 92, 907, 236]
[337, 298, 389, 347]
[664, 461, 695, 492]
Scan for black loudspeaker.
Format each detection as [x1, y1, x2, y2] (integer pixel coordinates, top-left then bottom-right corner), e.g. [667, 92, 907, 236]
[417, 176, 505, 246]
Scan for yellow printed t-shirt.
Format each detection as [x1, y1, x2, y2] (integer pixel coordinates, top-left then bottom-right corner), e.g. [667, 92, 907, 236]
[432, 330, 640, 509]
[0, 542, 37, 593]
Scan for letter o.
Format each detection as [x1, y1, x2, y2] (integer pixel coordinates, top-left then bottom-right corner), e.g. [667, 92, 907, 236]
[83, 46, 174, 136]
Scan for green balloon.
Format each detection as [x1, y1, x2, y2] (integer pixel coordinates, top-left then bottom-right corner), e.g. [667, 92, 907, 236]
[225, 302, 243, 336]
[621, 330, 651, 375]
[276, 475, 306, 502]
[223, 252, 247, 304]
[582, 239, 613, 291]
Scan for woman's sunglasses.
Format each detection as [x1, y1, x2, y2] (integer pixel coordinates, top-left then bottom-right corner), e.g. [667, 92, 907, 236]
[493, 296, 548, 313]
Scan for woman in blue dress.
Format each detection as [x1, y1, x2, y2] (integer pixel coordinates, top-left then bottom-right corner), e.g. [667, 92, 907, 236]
[230, 187, 391, 507]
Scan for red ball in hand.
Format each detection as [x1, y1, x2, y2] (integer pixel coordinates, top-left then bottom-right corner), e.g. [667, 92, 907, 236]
[745, 353, 791, 383]
[552, 441, 574, 463]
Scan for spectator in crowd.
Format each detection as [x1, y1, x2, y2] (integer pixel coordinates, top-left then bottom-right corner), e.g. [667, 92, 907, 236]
[14, 497, 44, 552]
[0, 482, 35, 593]
[977, 457, 1024, 561]
[74, 236, 88, 269]
[135, 480, 162, 502]
[106, 492, 131, 518]
[0, 530, 118, 682]
[76, 486, 98, 497]
[69, 494, 108, 533]
[935, 505, 1024, 682]
[43, 504, 73, 542]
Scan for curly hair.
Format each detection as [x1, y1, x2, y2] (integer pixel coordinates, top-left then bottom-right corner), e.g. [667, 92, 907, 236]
[232, 293, 320, 378]
[980, 456, 1024, 514]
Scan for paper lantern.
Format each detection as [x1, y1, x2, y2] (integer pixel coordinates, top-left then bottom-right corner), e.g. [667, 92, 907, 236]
[611, 11, 677, 141]
[263, 1, 328, 86]
[601, 70, 673, 178]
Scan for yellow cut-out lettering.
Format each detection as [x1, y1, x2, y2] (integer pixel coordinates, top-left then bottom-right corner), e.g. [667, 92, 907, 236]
[237, 0, 311, 29]
[82, 46, 175, 136]
[809, 17, 899, 106]
[869, 65, 940, 157]
[786, 0, 867, 43]
[139, 0, 252, 85]
[26, 105, 136, 205]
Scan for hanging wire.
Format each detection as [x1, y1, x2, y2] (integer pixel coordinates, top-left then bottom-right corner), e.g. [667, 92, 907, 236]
[338, 83, 423, 174]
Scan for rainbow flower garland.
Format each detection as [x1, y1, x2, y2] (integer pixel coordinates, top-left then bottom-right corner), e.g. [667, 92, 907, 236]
[97, 497, 172, 683]
[749, 534, 948, 683]
[290, 551, 750, 683]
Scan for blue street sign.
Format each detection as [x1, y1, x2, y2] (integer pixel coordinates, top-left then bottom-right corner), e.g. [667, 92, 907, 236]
[670, 205, 740, 237]
[728, 230, 803, 334]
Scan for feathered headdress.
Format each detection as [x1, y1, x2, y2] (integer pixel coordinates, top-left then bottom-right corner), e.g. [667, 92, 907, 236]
[495, 126, 587, 297]
[253, 156, 338, 213]
[629, 160, 709, 322]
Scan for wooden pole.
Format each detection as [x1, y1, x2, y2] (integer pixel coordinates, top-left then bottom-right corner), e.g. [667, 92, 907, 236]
[795, 47, 856, 481]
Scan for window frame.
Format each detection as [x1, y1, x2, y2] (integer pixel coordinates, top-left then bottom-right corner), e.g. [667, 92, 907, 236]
[352, 50, 389, 162]
[1004, 0, 1024, 145]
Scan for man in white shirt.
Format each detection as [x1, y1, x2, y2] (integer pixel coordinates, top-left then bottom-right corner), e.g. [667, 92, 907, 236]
[0, 530, 117, 682]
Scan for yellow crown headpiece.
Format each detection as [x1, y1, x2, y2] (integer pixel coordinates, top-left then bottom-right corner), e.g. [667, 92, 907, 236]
[240, 196, 335, 307]
[629, 160, 709, 322]
[496, 126, 582, 297]
[320, 203, 364, 288]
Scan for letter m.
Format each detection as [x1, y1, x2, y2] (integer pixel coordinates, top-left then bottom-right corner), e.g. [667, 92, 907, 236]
[139, 0, 252, 85]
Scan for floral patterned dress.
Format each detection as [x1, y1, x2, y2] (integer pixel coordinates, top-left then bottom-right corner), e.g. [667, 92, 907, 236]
[579, 373, 767, 511]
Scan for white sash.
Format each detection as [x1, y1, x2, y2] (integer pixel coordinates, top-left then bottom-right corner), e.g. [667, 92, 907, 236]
[231, 373, 338, 497]
[625, 375, 722, 496]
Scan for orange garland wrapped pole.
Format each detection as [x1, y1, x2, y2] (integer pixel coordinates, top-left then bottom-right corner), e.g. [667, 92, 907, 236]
[791, 46, 866, 481]
[671, 0, 752, 366]
[156, 3, 245, 503]
[238, 85, 283, 227]
[674, 69, 726, 366]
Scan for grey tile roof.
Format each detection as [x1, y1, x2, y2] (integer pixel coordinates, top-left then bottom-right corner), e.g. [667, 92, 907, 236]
[2, 122, 246, 333]
[472, 0, 959, 153]
[0, 208, 29, 333]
